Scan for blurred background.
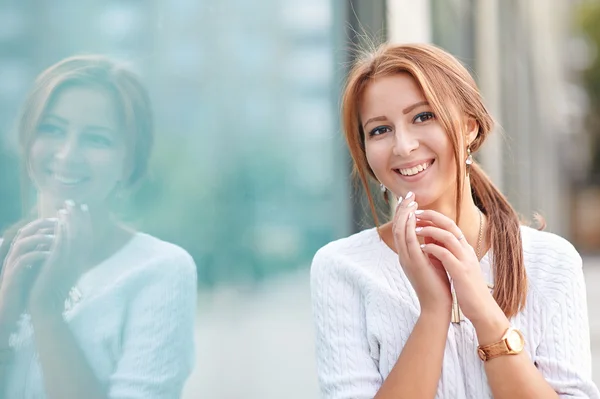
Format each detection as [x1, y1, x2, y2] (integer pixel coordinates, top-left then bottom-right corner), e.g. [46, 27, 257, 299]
[0, 0, 599, 397]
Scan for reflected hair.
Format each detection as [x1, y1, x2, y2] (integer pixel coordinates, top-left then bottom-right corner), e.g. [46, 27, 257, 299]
[341, 43, 527, 319]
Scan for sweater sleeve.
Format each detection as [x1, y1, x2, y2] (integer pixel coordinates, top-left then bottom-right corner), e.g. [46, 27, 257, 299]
[107, 251, 198, 399]
[310, 247, 382, 399]
[533, 245, 600, 398]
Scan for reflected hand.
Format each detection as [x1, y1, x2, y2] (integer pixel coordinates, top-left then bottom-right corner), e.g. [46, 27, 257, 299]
[0, 218, 57, 316]
[30, 200, 93, 314]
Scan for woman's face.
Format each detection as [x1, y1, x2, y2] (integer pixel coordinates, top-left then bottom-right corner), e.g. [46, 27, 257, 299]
[360, 73, 460, 208]
[28, 85, 128, 209]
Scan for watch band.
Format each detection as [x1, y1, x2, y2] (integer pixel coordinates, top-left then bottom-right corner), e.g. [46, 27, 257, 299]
[477, 339, 510, 361]
[477, 327, 524, 361]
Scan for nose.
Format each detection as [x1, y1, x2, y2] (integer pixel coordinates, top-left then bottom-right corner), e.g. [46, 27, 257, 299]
[392, 129, 419, 157]
[54, 135, 82, 165]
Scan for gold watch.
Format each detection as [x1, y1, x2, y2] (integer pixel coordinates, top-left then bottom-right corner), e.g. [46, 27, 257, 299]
[477, 327, 525, 361]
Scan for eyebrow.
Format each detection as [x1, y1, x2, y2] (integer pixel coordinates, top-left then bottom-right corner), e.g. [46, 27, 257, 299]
[40, 114, 67, 124]
[41, 113, 114, 133]
[362, 116, 387, 129]
[402, 100, 429, 114]
[362, 101, 430, 130]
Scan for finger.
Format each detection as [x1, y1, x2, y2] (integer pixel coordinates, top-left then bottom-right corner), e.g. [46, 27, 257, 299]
[6, 233, 55, 265]
[393, 193, 418, 222]
[392, 205, 409, 257]
[416, 226, 464, 259]
[37, 227, 55, 235]
[415, 218, 435, 228]
[14, 218, 58, 241]
[52, 209, 69, 254]
[421, 243, 461, 277]
[398, 191, 416, 209]
[392, 197, 418, 256]
[64, 200, 79, 244]
[12, 251, 52, 273]
[413, 209, 464, 241]
[405, 209, 423, 262]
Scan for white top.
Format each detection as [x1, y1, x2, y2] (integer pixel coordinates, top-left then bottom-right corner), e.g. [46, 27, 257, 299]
[3, 232, 198, 399]
[311, 226, 600, 399]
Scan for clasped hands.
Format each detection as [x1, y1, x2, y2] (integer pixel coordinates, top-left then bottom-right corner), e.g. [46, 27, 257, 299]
[0, 200, 92, 317]
[391, 192, 505, 329]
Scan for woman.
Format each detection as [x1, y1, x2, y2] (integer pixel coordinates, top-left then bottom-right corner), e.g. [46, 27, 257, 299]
[0, 55, 197, 399]
[311, 43, 600, 398]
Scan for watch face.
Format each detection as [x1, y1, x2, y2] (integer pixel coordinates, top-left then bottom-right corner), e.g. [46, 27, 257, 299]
[506, 329, 525, 352]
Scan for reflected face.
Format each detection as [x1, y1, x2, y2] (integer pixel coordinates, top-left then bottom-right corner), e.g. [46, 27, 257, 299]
[360, 73, 457, 207]
[29, 85, 127, 208]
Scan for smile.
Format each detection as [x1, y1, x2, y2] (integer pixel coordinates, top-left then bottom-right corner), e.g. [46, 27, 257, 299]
[395, 160, 434, 177]
[49, 171, 88, 186]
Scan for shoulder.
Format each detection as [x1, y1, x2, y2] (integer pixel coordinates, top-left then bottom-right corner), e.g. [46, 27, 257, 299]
[520, 225, 583, 293]
[520, 225, 582, 270]
[311, 227, 384, 280]
[115, 233, 197, 285]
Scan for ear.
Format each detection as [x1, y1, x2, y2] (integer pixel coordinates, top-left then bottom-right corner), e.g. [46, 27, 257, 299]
[465, 117, 479, 146]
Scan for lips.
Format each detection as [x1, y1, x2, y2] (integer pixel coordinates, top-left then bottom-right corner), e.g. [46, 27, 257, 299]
[395, 159, 435, 177]
[47, 170, 89, 186]
[54, 174, 85, 184]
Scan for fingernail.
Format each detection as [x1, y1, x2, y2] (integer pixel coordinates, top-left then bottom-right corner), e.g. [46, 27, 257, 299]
[420, 244, 426, 249]
[415, 227, 423, 233]
[415, 209, 424, 215]
[81, 204, 88, 212]
[408, 201, 417, 207]
[405, 191, 414, 199]
[397, 196, 403, 203]
[407, 212, 414, 220]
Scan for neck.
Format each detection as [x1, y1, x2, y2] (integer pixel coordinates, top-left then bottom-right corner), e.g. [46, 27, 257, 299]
[424, 179, 485, 258]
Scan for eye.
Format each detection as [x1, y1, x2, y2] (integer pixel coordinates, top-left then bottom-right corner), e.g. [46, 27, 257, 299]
[413, 112, 435, 123]
[37, 123, 64, 137]
[85, 134, 113, 147]
[369, 126, 392, 137]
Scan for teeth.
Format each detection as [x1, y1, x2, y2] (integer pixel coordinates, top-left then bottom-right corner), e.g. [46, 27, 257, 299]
[54, 174, 84, 184]
[399, 161, 431, 176]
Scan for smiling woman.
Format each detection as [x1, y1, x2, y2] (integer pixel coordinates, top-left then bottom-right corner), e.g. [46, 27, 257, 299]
[0, 55, 197, 399]
[310, 43, 600, 399]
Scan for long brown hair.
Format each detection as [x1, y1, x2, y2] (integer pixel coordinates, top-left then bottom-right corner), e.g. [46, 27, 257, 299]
[0, 55, 154, 265]
[342, 43, 527, 319]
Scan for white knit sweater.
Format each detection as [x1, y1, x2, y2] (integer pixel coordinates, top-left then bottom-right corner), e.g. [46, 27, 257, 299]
[311, 226, 600, 398]
[3, 232, 198, 399]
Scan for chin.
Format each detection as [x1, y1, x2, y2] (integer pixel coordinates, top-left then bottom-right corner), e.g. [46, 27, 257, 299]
[405, 189, 440, 209]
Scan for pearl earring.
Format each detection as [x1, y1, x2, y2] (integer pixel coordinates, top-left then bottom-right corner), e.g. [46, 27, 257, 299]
[466, 146, 473, 176]
[380, 183, 386, 193]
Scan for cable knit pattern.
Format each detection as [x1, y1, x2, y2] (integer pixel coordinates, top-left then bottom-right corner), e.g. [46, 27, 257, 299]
[3, 233, 198, 399]
[310, 226, 600, 398]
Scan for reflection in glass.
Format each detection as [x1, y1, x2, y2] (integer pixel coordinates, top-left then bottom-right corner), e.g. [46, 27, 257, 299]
[0, 55, 197, 399]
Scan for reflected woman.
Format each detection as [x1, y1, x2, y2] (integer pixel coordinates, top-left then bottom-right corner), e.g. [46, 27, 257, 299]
[311, 43, 600, 398]
[0, 55, 197, 398]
